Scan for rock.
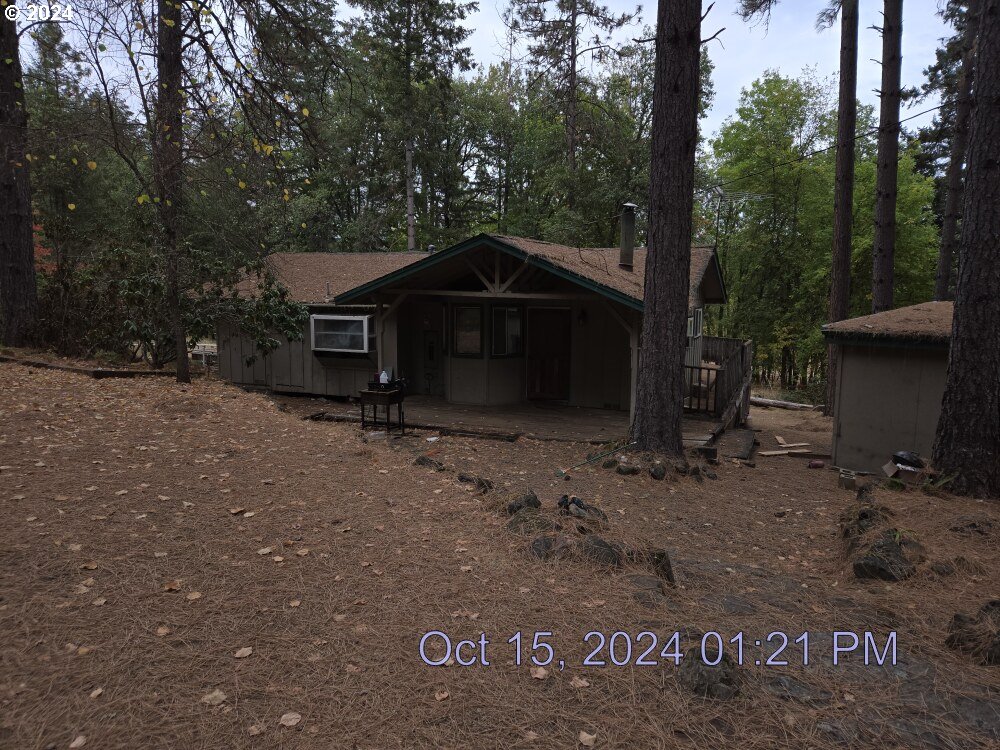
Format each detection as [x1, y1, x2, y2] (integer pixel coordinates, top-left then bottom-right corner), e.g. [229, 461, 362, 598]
[931, 561, 955, 576]
[673, 459, 690, 475]
[704, 469, 718, 480]
[742, 460, 756, 468]
[774, 510, 786, 518]
[615, 464, 641, 476]
[601, 458, 618, 470]
[676, 646, 740, 700]
[457, 472, 493, 493]
[506, 509, 557, 535]
[949, 515, 993, 536]
[688, 464, 701, 477]
[627, 574, 670, 609]
[577, 535, 622, 567]
[840, 502, 891, 552]
[856, 483, 877, 502]
[506, 491, 540, 516]
[557, 495, 607, 522]
[763, 675, 832, 706]
[529, 534, 574, 561]
[648, 549, 676, 585]
[649, 464, 667, 481]
[414, 455, 445, 472]
[852, 531, 916, 581]
[945, 600, 1000, 666]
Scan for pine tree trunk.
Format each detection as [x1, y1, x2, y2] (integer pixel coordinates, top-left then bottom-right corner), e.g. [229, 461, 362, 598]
[825, 0, 860, 417]
[154, 0, 189, 383]
[935, 0, 980, 301]
[405, 138, 416, 250]
[932, 0, 1000, 499]
[872, 0, 903, 314]
[566, 0, 578, 211]
[631, 0, 701, 456]
[0, 17, 38, 347]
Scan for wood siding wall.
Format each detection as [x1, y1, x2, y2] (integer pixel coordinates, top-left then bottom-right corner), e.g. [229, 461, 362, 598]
[832, 344, 948, 472]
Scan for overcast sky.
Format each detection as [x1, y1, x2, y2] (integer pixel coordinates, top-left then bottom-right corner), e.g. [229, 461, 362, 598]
[463, 0, 954, 138]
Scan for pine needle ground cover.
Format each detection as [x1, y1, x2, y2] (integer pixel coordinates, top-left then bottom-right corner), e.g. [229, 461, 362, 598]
[0, 363, 997, 748]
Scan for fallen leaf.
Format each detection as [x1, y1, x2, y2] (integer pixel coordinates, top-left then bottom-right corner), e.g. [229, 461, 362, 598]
[68, 543, 83, 551]
[345, 663, 361, 673]
[69, 736, 87, 749]
[296, 548, 310, 556]
[460, 565, 472, 572]
[155, 626, 172, 637]
[92, 598, 107, 607]
[530, 666, 549, 680]
[579, 730, 597, 747]
[80, 561, 98, 570]
[243, 511, 255, 518]
[434, 690, 449, 701]
[186, 592, 202, 601]
[257, 547, 272, 555]
[229, 507, 245, 515]
[248, 725, 263, 736]
[234, 647, 253, 658]
[89, 688, 103, 699]
[272, 556, 284, 562]
[279, 711, 301, 727]
[163, 580, 181, 591]
[289, 600, 301, 608]
[202, 689, 227, 706]
[76, 646, 92, 656]
[154, 552, 167, 558]
[570, 676, 590, 688]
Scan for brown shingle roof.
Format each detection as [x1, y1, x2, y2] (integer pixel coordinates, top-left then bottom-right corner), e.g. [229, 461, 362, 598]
[237, 252, 425, 304]
[488, 235, 720, 306]
[823, 302, 953, 345]
[258, 236, 724, 309]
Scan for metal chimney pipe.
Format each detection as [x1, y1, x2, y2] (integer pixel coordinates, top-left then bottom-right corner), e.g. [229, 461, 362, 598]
[619, 202, 637, 270]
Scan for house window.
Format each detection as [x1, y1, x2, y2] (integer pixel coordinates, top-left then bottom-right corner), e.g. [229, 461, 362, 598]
[491, 306, 523, 357]
[694, 308, 704, 339]
[454, 306, 483, 357]
[311, 315, 374, 354]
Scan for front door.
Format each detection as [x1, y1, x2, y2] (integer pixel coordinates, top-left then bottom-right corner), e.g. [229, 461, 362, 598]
[527, 308, 571, 400]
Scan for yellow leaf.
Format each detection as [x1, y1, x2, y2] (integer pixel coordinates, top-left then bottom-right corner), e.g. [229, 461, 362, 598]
[238, 181, 247, 190]
[301, 107, 309, 117]
[71, 157, 78, 165]
[300, 223, 306, 229]
[162, 17, 175, 27]
[87, 161, 97, 171]
[67, 203, 76, 211]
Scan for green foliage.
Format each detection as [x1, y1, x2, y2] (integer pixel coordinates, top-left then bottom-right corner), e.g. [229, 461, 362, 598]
[709, 71, 938, 384]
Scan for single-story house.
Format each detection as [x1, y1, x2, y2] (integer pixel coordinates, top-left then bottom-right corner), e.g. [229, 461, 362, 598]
[219, 210, 746, 421]
[823, 301, 952, 473]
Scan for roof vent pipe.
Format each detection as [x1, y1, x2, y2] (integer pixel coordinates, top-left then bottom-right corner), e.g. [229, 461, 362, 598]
[619, 202, 637, 270]
[427, 244, 436, 254]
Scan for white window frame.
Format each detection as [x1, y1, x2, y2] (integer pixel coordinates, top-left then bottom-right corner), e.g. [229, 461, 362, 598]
[694, 308, 704, 339]
[310, 314, 373, 354]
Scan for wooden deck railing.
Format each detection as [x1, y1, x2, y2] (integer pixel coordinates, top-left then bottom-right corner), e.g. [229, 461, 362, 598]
[684, 336, 753, 426]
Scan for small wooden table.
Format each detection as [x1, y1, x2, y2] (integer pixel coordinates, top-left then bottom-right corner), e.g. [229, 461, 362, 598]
[359, 389, 405, 434]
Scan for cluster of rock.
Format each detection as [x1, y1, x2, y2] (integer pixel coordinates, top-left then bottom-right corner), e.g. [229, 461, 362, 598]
[946, 600, 1000, 666]
[839, 488, 921, 582]
[412, 454, 494, 493]
[597, 450, 719, 482]
[501, 490, 676, 593]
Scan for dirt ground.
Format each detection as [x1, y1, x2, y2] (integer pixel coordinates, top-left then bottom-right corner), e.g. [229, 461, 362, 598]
[1, 362, 998, 749]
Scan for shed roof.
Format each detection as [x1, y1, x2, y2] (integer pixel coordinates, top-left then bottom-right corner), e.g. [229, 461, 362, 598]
[822, 302, 953, 347]
[236, 251, 425, 305]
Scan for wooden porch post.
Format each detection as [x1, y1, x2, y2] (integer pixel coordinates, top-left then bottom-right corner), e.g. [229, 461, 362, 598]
[629, 326, 639, 423]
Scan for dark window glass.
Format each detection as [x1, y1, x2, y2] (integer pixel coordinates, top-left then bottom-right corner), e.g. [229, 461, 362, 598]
[454, 307, 482, 356]
[491, 307, 522, 356]
[313, 317, 367, 352]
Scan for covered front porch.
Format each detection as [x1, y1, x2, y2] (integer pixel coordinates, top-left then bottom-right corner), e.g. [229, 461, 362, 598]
[302, 393, 724, 445]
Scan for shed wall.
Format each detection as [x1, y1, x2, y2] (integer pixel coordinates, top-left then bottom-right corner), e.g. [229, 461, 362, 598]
[832, 344, 948, 473]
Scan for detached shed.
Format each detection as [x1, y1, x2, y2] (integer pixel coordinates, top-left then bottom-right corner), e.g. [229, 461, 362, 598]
[823, 302, 952, 473]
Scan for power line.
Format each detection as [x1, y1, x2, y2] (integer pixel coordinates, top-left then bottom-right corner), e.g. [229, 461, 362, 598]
[698, 100, 952, 197]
